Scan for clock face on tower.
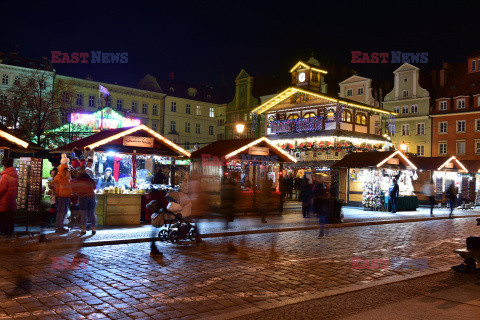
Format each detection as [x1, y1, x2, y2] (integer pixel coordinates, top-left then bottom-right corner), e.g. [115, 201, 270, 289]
[298, 72, 306, 83]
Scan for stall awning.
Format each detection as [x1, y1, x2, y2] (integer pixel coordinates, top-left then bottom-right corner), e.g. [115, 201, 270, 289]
[331, 150, 417, 170]
[190, 137, 297, 163]
[50, 125, 190, 157]
[0, 123, 43, 153]
[460, 160, 480, 173]
[409, 156, 468, 172]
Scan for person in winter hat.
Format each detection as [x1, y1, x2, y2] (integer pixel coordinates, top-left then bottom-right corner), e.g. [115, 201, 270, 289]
[54, 164, 72, 233]
[0, 159, 18, 235]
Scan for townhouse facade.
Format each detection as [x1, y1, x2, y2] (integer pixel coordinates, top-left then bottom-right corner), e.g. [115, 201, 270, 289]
[431, 53, 480, 160]
[338, 75, 379, 106]
[383, 63, 431, 156]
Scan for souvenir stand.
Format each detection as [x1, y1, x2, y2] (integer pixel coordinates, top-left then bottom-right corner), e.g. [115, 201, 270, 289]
[0, 124, 45, 234]
[51, 125, 190, 225]
[190, 137, 297, 214]
[461, 160, 480, 206]
[332, 150, 419, 211]
[408, 156, 469, 205]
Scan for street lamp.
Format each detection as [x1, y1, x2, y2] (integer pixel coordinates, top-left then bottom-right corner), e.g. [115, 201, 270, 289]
[236, 123, 245, 138]
[400, 142, 407, 152]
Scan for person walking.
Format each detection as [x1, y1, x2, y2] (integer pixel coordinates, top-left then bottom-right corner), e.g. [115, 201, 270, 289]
[221, 177, 237, 229]
[422, 179, 435, 216]
[54, 164, 72, 233]
[446, 182, 457, 218]
[279, 175, 287, 200]
[389, 178, 399, 213]
[0, 159, 18, 235]
[259, 176, 272, 223]
[312, 174, 329, 238]
[76, 167, 97, 235]
[300, 176, 313, 218]
[47, 168, 58, 225]
[286, 174, 294, 199]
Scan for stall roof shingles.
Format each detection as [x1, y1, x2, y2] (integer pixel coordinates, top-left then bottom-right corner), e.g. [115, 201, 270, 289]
[51, 127, 130, 152]
[191, 138, 258, 158]
[408, 156, 451, 171]
[331, 151, 395, 168]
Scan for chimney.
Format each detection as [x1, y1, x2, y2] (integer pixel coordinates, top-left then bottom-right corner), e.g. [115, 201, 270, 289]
[439, 62, 450, 87]
[168, 72, 175, 80]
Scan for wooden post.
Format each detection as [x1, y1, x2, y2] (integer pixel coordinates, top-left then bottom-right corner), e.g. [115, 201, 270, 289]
[170, 157, 176, 186]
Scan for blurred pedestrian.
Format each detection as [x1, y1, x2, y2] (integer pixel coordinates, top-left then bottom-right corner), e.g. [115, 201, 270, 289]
[422, 179, 435, 216]
[0, 158, 18, 235]
[76, 167, 97, 235]
[312, 174, 329, 238]
[286, 174, 294, 199]
[54, 164, 72, 233]
[47, 168, 58, 225]
[153, 166, 167, 185]
[446, 182, 457, 218]
[221, 176, 237, 229]
[300, 176, 313, 218]
[279, 175, 287, 200]
[259, 175, 273, 223]
[294, 175, 301, 199]
[389, 178, 399, 213]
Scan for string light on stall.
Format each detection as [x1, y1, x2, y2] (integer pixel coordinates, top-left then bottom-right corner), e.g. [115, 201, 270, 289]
[0, 130, 29, 149]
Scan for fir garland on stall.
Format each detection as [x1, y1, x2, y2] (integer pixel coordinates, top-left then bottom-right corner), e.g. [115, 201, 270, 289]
[362, 172, 382, 210]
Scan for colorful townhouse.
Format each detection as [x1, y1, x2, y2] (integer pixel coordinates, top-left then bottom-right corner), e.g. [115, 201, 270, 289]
[338, 75, 379, 107]
[382, 63, 432, 156]
[431, 52, 480, 160]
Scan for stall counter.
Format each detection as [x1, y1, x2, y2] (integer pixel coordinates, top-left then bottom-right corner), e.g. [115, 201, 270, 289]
[96, 193, 142, 226]
[384, 195, 419, 212]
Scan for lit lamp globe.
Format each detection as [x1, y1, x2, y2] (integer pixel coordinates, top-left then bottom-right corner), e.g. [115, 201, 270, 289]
[236, 123, 245, 134]
[400, 143, 407, 152]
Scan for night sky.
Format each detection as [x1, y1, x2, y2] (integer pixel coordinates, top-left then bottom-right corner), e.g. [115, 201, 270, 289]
[1, 0, 478, 99]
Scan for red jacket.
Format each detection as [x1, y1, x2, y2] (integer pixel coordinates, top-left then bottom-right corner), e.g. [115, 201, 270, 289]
[0, 167, 18, 212]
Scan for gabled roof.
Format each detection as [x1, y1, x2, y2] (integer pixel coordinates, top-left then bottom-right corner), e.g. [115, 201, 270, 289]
[289, 61, 328, 74]
[339, 75, 371, 84]
[51, 125, 190, 157]
[408, 156, 468, 172]
[251, 87, 397, 115]
[235, 69, 251, 81]
[190, 137, 297, 163]
[331, 151, 417, 169]
[461, 160, 480, 173]
[435, 63, 480, 99]
[393, 63, 419, 73]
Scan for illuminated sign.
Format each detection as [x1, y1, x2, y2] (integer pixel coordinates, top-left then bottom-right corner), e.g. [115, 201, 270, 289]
[387, 158, 399, 165]
[70, 108, 140, 130]
[123, 136, 154, 148]
[249, 147, 269, 156]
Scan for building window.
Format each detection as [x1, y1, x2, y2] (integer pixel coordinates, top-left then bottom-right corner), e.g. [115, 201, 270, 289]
[14, 76, 20, 85]
[152, 104, 158, 116]
[476, 141, 480, 154]
[347, 89, 353, 96]
[341, 110, 352, 123]
[457, 120, 466, 132]
[411, 105, 418, 113]
[88, 95, 95, 107]
[388, 123, 395, 136]
[393, 106, 400, 114]
[2, 74, 9, 85]
[417, 123, 425, 135]
[76, 94, 83, 106]
[142, 103, 148, 114]
[287, 114, 299, 119]
[195, 123, 200, 134]
[356, 113, 367, 125]
[171, 101, 176, 112]
[209, 125, 214, 135]
[170, 121, 176, 133]
[472, 60, 477, 72]
[304, 112, 316, 118]
[456, 141, 466, 155]
[40, 80, 47, 90]
[152, 122, 157, 132]
[116, 99, 123, 111]
[403, 90, 409, 97]
[185, 122, 190, 133]
[402, 124, 409, 136]
[402, 106, 409, 114]
[476, 119, 480, 131]
[357, 87, 364, 95]
[131, 101, 138, 113]
[417, 145, 424, 156]
[186, 104, 191, 114]
[209, 107, 214, 118]
[326, 110, 335, 122]
[439, 143, 447, 155]
[196, 105, 201, 115]
[439, 121, 448, 133]
[439, 101, 447, 110]
[457, 99, 466, 109]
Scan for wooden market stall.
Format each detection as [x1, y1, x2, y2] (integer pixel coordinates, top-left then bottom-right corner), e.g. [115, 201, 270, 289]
[51, 125, 190, 226]
[190, 137, 297, 214]
[331, 150, 419, 211]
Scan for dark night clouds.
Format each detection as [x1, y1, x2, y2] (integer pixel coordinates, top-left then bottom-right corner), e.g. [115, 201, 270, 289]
[1, 0, 478, 92]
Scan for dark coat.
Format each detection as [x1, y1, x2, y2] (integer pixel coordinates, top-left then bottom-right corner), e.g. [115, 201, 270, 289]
[299, 179, 313, 203]
[389, 182, 399, 198]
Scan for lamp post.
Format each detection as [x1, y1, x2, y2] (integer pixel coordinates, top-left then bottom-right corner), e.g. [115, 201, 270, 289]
[235, 123, 245, 139]
[400, 142, 407, 152]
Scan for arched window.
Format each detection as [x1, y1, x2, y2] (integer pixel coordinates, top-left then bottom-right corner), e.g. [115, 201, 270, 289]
[287, 114, 299, 120]
[341, 110, 352, 123]
[356, 113, 367, 125]
[303, 112, 316, 118]
[326, 109, 335, 122]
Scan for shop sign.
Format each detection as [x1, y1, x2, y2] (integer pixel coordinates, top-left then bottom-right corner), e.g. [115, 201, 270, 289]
[387, 158, 399, 165]
[123, 136, 154, 148]
[444, 162, 454, 169]
[249, 147, 269, 156]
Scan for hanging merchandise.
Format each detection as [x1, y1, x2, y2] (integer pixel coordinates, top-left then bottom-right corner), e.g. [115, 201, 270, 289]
[362, 170, 383, 210]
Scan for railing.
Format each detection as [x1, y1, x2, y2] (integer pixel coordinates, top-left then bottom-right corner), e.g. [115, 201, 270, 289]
[270, 117, 323, 134]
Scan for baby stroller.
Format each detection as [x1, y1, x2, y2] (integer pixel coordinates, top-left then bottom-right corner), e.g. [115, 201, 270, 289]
[151, 191, 201, 243]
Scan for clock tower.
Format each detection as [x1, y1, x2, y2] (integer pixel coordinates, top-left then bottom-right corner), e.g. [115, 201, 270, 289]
[290, 55, 327, 93]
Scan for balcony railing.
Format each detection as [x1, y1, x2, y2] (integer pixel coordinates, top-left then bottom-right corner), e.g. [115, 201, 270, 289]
[270, 117, 323, 134]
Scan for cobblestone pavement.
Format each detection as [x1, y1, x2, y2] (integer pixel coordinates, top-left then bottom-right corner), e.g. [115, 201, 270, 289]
[0, 217, 478, 319]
